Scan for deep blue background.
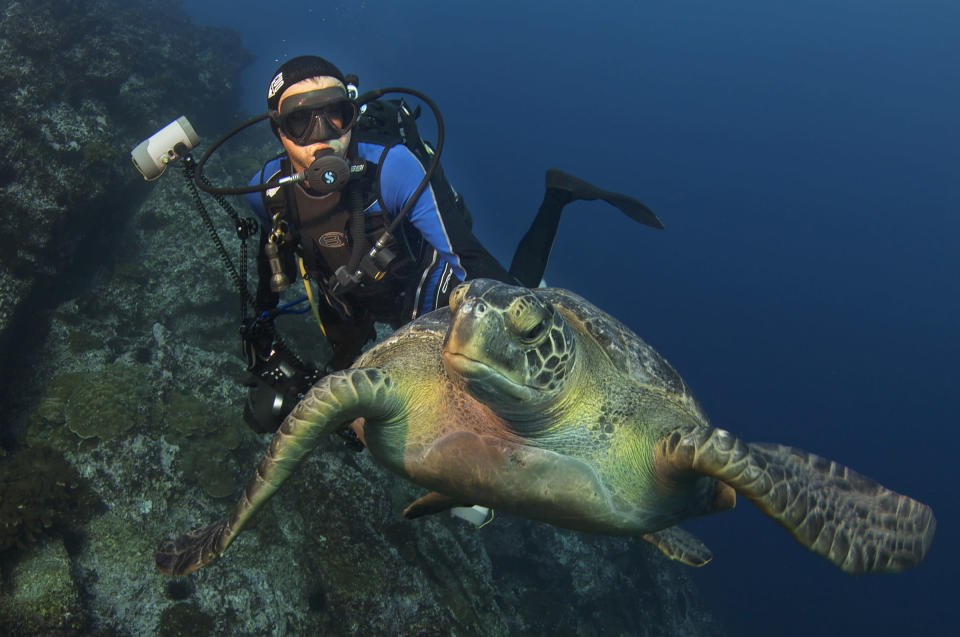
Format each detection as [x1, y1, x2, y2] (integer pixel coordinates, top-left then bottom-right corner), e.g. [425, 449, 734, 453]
[183, 1, 957, 634]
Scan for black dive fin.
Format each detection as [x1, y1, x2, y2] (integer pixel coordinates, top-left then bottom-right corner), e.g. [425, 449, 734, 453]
[510, 168, 664, 287]
[546, 168, 665, 229]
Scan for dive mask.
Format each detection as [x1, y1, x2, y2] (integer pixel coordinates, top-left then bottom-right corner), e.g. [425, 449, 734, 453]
[271, 87, 359, 145]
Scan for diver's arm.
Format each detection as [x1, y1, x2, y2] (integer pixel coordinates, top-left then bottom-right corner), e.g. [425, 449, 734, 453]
[378, 145, 513, 283]
[245, 157, 285, 226]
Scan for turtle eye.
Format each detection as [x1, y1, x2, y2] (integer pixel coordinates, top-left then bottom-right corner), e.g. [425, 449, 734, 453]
[508, 295, 550, 343]
[522, 319, 548, 342]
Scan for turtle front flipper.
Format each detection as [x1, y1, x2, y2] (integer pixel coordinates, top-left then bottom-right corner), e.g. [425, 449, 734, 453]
[656, 426, 936, 574]
[156, 520, 230, 577]
[156, 368, 403, 577]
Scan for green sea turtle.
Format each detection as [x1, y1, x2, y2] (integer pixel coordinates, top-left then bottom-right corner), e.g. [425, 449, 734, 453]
[156, 279, 935, 577]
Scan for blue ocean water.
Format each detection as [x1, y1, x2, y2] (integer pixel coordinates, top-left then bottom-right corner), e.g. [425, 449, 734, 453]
[185, 1, 957, 634]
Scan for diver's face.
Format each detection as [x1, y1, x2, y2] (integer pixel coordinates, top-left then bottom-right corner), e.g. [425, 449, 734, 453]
[277, 76, 352, 184]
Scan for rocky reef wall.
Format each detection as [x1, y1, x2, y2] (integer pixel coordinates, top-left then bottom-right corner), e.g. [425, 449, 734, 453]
[0, 0, 250, 386]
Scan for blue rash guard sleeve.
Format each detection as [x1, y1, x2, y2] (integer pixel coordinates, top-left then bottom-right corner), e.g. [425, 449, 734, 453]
[375, 144, 467, 281]
[246, 158, 283, 226]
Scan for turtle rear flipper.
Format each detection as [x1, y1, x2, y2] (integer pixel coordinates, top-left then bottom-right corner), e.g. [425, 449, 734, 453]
[403, 491, 471, 519]
[657, 426, 936, 574]
[641, 527, 713, 567]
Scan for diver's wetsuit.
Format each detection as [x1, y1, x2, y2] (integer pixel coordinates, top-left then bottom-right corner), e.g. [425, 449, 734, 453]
[247, 140, 516, 367]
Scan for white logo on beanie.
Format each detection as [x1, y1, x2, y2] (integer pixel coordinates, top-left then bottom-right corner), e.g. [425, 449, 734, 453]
[267, 72, 284, 100]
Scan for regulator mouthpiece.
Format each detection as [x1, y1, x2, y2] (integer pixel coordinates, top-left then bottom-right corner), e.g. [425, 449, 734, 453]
[131, 116, 199, 180]
[304, 150, 350, 194]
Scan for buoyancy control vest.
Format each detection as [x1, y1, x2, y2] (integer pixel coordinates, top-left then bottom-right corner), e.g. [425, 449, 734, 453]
[256, 98, 466, 325]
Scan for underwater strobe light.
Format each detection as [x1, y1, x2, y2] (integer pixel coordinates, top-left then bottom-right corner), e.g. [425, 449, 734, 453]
[130, 116, 199, 180]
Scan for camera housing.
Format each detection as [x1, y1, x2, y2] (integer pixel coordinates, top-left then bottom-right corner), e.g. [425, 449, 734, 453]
[131, 116, 199, 180]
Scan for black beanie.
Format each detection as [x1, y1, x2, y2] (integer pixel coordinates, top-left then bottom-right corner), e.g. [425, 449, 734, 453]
[266, 55, 346, 112]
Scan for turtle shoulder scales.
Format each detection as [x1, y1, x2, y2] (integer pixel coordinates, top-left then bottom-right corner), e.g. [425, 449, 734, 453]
[537, 286, 707, 421]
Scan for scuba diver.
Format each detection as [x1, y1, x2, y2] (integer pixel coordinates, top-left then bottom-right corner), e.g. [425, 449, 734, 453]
[233, 55, 663, 434]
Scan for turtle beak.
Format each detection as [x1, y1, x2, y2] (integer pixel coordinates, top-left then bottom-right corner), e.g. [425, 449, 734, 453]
[444, 293, 491, 356]
[443, 293, 535, 404]
[442, 296, 496, 374]
[442, 350, 533, 403]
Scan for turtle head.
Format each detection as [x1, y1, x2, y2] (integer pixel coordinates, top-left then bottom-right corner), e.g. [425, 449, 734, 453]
[442, 279, 576, 417]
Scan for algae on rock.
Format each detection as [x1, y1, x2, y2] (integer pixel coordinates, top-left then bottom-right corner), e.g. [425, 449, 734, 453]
[0, 539, 88, 635]
[32, 362, 158, 443]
